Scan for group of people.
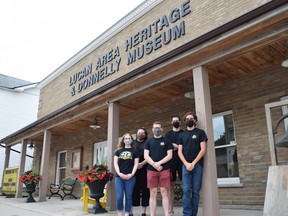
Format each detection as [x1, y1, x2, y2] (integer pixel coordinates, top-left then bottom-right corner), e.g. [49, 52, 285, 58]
[113, 112, 208, 216]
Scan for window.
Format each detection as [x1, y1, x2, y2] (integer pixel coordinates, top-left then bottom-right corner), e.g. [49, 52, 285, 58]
[93, 135, 136, 166]
[213, 111, 240, 185]
[71, 147, 83, 171]
[93, 141, 107, 166]
[281, 96, 288, 131]
[56, 150, 67, 184]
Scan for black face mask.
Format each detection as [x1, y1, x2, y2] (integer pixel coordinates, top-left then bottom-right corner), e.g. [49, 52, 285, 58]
[186, 119, 194, 127]
[172, 121, 180, 128]
[137, 134, 145, 141]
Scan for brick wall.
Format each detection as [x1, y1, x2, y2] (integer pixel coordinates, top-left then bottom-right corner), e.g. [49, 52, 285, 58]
[33, 65, 288, 206]
[212, 66, 288, 206]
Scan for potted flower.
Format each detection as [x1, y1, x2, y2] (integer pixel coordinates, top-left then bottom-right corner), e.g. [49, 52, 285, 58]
[78, 164, 114, 213]
[78, 164, 114, 183]
[18, 170, 42, 185]
[18, 170, 42, 203]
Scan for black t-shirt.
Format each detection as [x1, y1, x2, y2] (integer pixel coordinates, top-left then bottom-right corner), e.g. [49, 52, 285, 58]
[135, 139, 146, 163]
[165, 129, 184, 151]
[144, 136, 173, 171]
[178, 128, 208, 167]
[114, 148, 139, 175]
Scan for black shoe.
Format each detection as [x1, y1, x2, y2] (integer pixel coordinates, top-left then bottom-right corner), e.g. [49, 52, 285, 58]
[142, 214, 146, 216]
[129, 214, 133, 216]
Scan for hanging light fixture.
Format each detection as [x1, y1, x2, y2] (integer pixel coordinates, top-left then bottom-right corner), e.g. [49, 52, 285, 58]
[184, 78, 194, 99]
[90, 117, 101, 129]
[281, 41, 288, 68]
[28, 141, 34, 149]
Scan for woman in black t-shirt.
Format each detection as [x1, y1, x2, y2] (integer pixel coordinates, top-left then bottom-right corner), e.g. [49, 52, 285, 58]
[114, 133, 139, 216]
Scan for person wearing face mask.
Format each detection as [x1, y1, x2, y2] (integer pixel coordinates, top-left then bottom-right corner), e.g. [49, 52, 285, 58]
[144, 121, 173, 216]
[130, 128, 150, 216]
[178, 112, 207, 216]
[165, 116, 184, 215]
[114, 133, 139, 216]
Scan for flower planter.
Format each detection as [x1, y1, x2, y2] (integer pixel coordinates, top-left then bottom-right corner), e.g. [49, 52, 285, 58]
[25, 182, 36, 203]
[86, 180, 108, 214]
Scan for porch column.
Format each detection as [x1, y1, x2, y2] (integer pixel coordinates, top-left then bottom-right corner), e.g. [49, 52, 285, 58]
[39, 129, 51, 202]
[106, 102, 119, 211]
[1, 145, 11, 188]
[16, 139, 28, 198]
[3, 145, 11, 169]
[193, 66, 219, 216]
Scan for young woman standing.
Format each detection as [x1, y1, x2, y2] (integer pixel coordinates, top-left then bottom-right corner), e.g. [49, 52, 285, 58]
[114, 133, 139, 216]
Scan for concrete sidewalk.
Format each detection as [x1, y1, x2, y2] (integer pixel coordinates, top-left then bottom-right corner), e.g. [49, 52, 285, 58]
[0, 195, 263, 216]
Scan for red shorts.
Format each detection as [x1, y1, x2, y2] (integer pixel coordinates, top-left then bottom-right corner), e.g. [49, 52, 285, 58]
[147, 169, 171, 188]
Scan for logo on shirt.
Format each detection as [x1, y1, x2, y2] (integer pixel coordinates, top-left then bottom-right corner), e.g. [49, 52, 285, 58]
[192, 135, 197, 139]
[160, 142, 165, 146]
[119, 151, 133, 160]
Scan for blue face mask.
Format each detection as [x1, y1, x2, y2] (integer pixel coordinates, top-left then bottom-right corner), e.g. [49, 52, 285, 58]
[152, 128, 162, 136]
[124, 139, 132, 145]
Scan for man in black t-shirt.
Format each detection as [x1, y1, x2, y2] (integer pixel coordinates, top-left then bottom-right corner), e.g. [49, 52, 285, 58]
[144, 121, 173, 216]
[165, 116, 183, 215]
[178, 112, 207, 216]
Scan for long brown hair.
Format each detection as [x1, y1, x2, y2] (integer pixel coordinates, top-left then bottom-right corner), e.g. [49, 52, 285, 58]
[117, 133, 135, 148]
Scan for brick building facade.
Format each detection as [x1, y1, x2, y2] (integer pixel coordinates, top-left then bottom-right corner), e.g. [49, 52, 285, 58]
[1, 0, 288, 212]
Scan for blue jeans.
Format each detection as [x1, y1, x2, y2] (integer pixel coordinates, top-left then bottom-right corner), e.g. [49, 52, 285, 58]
[115, 176, 136, 214]
[182, 163, 203, 216]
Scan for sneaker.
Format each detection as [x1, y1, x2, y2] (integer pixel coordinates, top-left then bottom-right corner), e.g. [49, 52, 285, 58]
[169, 211, 174, 216]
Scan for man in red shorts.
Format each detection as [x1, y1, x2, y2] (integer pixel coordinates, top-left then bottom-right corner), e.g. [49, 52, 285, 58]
[144, 121, 173, 216]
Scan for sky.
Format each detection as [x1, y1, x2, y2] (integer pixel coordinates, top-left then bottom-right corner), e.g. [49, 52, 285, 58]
[0, 0, 144, 83]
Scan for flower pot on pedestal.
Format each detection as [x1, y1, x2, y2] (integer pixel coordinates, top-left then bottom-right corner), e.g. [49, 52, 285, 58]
[25, 182, 36, 203]
[86, 180, 108, 214]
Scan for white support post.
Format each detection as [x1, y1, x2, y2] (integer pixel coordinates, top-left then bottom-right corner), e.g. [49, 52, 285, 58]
[16, 139, 28, 198]
[193, 66, 220, 216]
[39, 129, 51, 202]
[106, 102, 119, 211]
[1, 145, 11, 191]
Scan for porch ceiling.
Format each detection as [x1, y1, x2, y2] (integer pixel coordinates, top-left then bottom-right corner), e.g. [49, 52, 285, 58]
[36, 36, 288, 143]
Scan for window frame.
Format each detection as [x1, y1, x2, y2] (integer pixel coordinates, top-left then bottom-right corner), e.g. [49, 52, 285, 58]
[213, 110, 240, 186]
[93, 134, 136, 166]
[70, 147, 83, 171]
[281, 96, 288, 131]
[93, 141, 108, 166]
[56, 150, 67, 184]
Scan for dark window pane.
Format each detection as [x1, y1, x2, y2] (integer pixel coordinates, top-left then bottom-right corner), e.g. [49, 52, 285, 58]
[216, 146, 239, 178]
[59, 152, 66, 167]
